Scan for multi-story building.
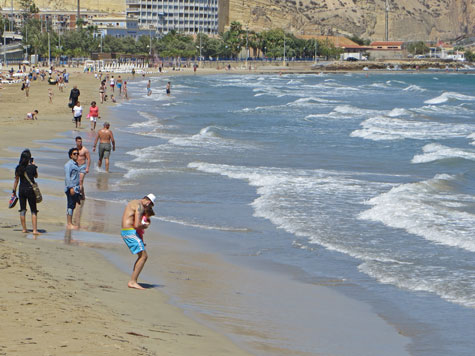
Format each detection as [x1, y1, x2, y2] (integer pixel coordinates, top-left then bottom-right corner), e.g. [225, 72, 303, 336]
[126, 0, 220, 35]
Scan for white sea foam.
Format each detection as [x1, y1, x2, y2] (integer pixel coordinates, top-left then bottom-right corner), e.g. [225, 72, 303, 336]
[351, 116, 475, 141]
[468, 132, 475, 146]
[359, 174, 475, 253]
[403, 84, 426, 92]
[114, 161, 164, 184]
[387, 108, 411, 117]
[358, 260, 475, 308]
[424, 91, 475, 104]
[287, 97, 337, 106]
[157, 216, 251, 232]
[412, 143, 475, 163]
[168, 126, 251, 151]
[126, 145, 165, 163]
[188, 161, 398, 264]
[332, 105, 378, 116]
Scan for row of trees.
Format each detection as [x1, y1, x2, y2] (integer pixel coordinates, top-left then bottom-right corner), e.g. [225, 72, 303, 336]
[19, 19, 343, 61]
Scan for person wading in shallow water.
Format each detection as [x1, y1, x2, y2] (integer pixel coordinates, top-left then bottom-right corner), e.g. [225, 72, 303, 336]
[93, 121, 115, 172]
[121, 194, 156, 290]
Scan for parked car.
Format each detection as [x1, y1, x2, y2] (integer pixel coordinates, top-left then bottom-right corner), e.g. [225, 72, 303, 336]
[346, 57, 358, 62]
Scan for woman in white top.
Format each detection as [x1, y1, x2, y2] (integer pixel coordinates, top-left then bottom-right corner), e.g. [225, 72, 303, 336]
[72, 101, 83, 129]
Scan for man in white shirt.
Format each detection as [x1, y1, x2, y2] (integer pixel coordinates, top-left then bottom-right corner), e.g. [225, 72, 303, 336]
[73, 101, 83, 129]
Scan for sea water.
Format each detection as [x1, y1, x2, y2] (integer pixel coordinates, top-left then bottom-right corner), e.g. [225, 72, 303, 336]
[38, 72, 475, 355]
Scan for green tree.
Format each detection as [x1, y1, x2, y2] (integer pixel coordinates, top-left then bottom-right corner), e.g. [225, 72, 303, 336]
[407, 41, 429, 55]
[465, 50, 475, 62]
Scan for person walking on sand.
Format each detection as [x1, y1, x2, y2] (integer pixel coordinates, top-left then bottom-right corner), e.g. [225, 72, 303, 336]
[121, 194, 156, 290]
[24, 77, 30, 97]
[93, 121, 115, 172]
[88, 101, 100, 131]
[69, 85, 80, 108]
[99, 80, 106, 104]
[110, 75, 115, 92]
[64, 147, 81, 229]
[72, 101, 83, 129]
[48, 88, 53, 103]
[75, 136, 90, 200]
[12, 149, 40, 235]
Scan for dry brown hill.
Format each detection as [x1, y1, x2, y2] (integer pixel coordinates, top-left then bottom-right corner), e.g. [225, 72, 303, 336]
[225, 0, 475, 41]
[4, 0, 473, 41]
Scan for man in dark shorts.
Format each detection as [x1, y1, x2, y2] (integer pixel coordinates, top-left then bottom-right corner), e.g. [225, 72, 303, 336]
[64, 147, 81, 229]
[93, 121, 116, 172]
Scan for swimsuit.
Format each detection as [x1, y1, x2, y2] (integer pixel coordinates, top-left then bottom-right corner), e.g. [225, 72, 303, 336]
[98, 142, 111, 160]
[121, 228, 145, 254]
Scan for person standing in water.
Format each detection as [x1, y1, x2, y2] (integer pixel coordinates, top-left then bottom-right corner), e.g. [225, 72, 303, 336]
[93, 122, 115, 172]
[166, 81, 171, 95]
[75, 136, 90, 200]
[147, 80, 152, 96]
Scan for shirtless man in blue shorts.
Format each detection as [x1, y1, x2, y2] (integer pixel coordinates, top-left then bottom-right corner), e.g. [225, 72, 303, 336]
[121, 194, 156, 290]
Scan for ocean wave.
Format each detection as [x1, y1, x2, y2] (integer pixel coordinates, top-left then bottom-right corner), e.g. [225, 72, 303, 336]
[351, 116, 475, 141]
[287, 97, 338, 106]
[168, 126, 252, 151]
[387, 108, 411, 117]
[359, 174, 475, 253]
[332, 104, 378, 116]
[424, 91, 475, 104]
[126, 145, 165, 163]
[358, 260, 475, 308]
[403, 84, 426, 92]
[412, 143, 475, 163]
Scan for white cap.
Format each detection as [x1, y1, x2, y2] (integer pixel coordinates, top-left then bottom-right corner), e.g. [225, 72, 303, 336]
[146, 193, 156, 205]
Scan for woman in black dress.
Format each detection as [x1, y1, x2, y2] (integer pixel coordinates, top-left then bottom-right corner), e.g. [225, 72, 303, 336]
[12, 149, 39, 234]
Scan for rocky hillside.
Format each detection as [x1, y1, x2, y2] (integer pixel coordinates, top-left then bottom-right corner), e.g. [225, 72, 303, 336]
[4, 0, 473, 41]
[226, 0, 475, 41]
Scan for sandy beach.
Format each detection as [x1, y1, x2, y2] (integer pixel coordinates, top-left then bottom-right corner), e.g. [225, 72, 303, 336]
[0, 66, 413, 355]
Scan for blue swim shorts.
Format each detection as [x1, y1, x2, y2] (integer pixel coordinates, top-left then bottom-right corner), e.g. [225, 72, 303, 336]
[121, 229, 145, 254]
[79, 164, 87, 174]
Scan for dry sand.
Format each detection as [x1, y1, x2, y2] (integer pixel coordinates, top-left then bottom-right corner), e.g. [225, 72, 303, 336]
[0, 67, 251, 355]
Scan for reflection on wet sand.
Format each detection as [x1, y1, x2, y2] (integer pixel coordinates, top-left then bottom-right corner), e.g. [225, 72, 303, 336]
[96, 172, 109, 191]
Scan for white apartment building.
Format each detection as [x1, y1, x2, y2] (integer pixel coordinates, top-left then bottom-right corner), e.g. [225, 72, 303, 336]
[126, 0, 219, 35]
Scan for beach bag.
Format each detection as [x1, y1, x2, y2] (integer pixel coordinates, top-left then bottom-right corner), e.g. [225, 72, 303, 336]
[21, 83, 25, 91]
[8, 193, 18, 208]
[68, 99, 74, 108]
[23, 172, 42, 203]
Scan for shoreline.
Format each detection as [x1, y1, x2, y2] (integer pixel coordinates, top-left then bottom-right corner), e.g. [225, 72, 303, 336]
[0, 70, 252, 355]
[1, 68, 412, 355]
